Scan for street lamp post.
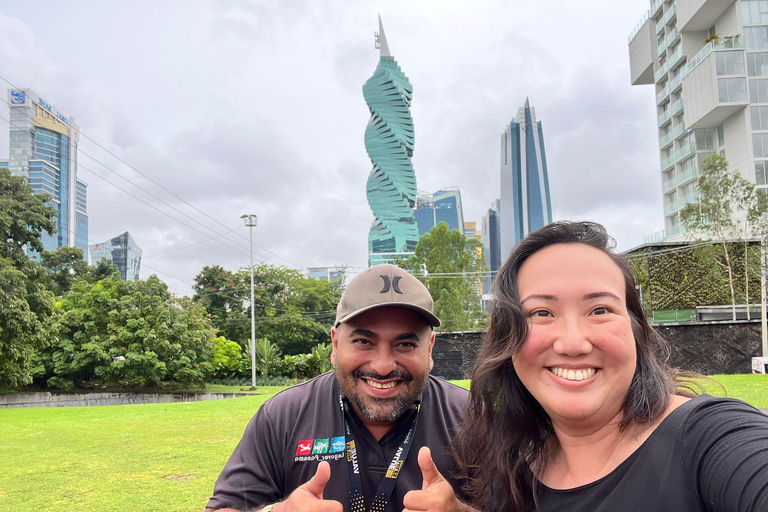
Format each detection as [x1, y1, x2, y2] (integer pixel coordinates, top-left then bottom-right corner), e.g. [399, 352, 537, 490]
[241, 214, 258, 389]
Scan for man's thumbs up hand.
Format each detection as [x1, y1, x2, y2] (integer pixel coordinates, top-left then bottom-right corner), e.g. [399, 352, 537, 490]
[402, 447, 476, 512]
[274, 461, 343, 512]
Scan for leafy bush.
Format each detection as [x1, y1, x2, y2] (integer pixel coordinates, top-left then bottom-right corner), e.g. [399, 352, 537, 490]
[36, 275, 215, 389]
[211, 336, 242, 379]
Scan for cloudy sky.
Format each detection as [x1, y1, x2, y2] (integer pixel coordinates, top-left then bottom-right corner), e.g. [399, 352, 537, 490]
[0, 0, 660, 295]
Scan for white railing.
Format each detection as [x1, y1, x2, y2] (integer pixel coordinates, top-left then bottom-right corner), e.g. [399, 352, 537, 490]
[665, 200, 680, 215]
[644, 229, 666, 243]
[670, 97, 684, 116]
[678, 35, 746, 82]
[663, 3, 676, 24]
[657, 84, 670, 104]
[655, 59, 670, 82]
[663, 174, 677, 193]
[668, 45, 684, 68]
[659, 122, 686, 148]
[629, 10, 651, 43]
[651, 0, 664, 17]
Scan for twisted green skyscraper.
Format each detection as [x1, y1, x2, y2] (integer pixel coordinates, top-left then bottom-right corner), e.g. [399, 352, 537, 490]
[364, 16, 419, 267]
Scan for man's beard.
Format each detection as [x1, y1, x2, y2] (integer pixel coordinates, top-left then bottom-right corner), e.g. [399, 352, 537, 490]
[342, 369, 426, 423]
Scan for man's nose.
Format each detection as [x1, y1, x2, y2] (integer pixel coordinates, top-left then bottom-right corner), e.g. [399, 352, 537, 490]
[552, 317, 593, 356]
[368, 347, 398, 377]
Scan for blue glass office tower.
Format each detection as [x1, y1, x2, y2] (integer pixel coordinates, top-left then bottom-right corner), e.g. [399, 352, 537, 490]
[499, 98, 552, 259]
[364, 17, 420, 266]
[481, 200, 501, 294]
[6, 89, 88, 256]
[89, 232, 142, 281]
[414, 188, 465, 235]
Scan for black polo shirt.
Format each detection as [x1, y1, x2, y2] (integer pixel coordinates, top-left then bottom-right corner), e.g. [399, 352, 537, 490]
[207, 372, 469, 511]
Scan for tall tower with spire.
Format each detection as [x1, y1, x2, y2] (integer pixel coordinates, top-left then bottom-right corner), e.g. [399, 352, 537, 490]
[363, 16, 419, 267]
[499, 98, 553, 259]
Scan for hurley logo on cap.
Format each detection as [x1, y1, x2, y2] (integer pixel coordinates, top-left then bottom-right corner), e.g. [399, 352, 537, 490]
[379, 275, 403, 294]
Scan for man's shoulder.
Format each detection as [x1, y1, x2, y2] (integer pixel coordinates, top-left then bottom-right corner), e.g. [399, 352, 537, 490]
[425, 375, 469, 407]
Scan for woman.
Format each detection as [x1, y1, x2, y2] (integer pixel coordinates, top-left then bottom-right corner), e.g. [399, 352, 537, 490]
[453, 221, 768, 511]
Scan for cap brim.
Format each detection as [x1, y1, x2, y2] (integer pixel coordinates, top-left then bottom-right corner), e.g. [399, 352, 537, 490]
[335, 303, 441, 328]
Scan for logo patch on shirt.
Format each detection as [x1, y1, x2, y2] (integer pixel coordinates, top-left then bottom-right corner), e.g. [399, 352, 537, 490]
[294, 435, 346, 462]
[296, 439, 313, 456]
[329, 436, 345, 453]
[312, 438, 330, 454]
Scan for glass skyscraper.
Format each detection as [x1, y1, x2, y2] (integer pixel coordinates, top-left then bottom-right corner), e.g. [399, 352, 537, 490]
[481, 199, 501, 294]
[5, 89, 88, 255]
[499, 98, 553, 259]
[89, 232, 142, 281]
[414, 188, 465, 235]
[364, 17, 420, 266]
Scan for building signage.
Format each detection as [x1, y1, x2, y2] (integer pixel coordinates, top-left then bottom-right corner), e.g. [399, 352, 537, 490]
[37, 96, 69, 125]
[10, 90, 26, 105]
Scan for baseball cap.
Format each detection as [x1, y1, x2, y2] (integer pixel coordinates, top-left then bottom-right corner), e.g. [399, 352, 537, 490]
[334, 264, 440, 327]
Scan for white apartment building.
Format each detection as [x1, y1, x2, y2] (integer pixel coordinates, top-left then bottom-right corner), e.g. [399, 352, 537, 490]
[629, 0, 768, 242]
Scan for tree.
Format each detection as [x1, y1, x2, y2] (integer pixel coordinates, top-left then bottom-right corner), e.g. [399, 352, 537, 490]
[0, 168, 58, 387]
[400, 222, 487, 331]
[193, 265, 249, 344]
[40, 246, 89, 295]
[36, 274, 215, 389]
[680, 154, 768, 320]
[194, 263, 340, 355]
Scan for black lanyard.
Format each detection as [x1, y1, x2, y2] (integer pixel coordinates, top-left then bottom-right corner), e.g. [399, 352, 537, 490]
[338, 392, 420, 512]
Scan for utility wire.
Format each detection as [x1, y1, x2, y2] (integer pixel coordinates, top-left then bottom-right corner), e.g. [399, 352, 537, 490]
[143, 224, 245, 259]
[0, 76, 303, 269]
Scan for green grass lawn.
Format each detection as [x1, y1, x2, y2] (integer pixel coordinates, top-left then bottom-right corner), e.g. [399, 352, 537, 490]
[2, 376, 766, 511]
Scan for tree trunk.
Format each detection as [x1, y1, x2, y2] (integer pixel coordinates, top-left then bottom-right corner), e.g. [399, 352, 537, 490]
[720, 232, 737, 321]
[745, 218, 751, 320]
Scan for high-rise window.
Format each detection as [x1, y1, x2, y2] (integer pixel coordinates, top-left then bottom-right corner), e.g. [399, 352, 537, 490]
[745, 26, 768, 48]
[718, 78, 747, 102]
[715, 51, 745, 75]
[753, 133, 768, 157]
[752, 106, 768, 129]
[743, 0, 768, 24]
[756, 161, 768, 185]
[747, 52, 768, 76]
[695, 129, 716, 150]
[749, 78, 768, 102]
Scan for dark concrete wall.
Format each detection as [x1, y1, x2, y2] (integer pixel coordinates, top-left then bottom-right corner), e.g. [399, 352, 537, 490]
[656, 321, 762, 374]
[432, 321, 762, 379]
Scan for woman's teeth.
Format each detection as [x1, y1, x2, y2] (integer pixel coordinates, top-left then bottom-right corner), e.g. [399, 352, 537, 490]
[549, 367, 596, 381]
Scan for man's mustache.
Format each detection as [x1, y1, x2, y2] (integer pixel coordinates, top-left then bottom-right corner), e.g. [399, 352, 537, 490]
[352, 369, 413, 382]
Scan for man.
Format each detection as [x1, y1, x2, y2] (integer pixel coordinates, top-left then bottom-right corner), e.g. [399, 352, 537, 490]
[206, 264, 470, 512]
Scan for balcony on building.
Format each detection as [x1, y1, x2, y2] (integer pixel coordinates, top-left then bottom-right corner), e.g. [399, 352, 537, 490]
[629, 10, 654, 85]
[677, 0, 736, 33]
[682, 38, 748, 130]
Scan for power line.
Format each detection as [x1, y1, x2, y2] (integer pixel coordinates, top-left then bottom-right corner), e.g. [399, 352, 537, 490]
[0, 77, 303, 269]
[143, 224, 245, 259]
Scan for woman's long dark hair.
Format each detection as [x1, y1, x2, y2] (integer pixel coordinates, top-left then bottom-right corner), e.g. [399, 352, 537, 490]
[452, 221, 688, 511]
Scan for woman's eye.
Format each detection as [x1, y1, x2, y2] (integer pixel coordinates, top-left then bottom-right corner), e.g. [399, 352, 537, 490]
[530, 310, 551, 317]
[592, 307, 611, 316]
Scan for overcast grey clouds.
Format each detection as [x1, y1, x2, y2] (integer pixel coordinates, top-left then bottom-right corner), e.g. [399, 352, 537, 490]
[0, 0, 659, 295]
